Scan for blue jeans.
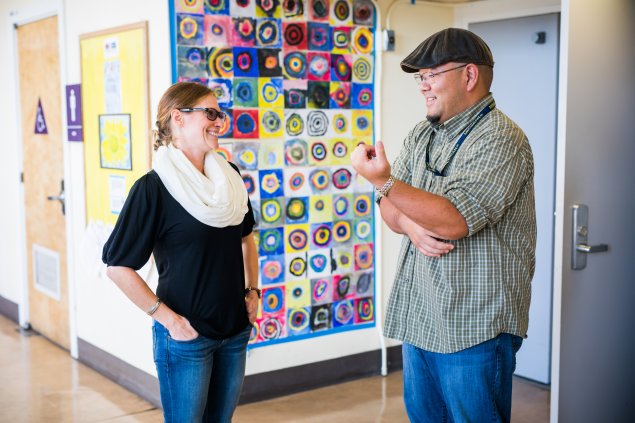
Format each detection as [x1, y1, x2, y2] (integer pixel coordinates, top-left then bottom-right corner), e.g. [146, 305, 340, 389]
[153, 321, 252, 423]
[402, 333, 523, 423]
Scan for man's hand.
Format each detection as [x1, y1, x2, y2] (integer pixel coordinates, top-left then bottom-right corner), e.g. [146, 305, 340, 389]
[404, 218, 454, 257]
[351, 140, 392, 187]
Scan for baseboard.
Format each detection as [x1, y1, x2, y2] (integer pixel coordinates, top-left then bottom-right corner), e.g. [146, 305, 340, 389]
[241, 345, 403, 403]
[77, 338, 162, 408]
[0, 295, 19, 323]
[77, 338, 403, 408]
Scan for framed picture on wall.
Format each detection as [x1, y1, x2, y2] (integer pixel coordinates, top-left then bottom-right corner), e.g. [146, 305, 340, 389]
[80, 21, 150, 222]
[98, 113, 132, 170]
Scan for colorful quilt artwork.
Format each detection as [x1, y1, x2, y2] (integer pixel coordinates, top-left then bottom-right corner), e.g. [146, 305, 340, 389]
[170, 0, 377, 347]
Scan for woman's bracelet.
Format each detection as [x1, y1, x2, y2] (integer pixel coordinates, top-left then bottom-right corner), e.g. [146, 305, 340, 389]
[244, 286, 262, 299]
[146, 298, 162, 316]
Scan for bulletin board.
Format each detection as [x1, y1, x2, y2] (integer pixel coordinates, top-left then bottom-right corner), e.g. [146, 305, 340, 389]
[80, 22, 151, 225]
[169, 0, 377, 348]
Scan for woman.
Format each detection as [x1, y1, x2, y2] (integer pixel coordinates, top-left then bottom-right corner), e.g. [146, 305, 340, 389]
[103, 82, 260, 422]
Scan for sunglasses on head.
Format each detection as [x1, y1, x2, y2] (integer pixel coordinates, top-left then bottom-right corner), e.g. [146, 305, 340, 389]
[178, 107, 226, 121]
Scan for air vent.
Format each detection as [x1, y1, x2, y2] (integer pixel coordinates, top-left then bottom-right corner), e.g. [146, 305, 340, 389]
[33, 245, 61, 300]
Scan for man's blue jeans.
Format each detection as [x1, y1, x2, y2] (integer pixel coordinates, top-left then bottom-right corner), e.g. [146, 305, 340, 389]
[153, 321, 252, 423]
[403, 333, 523, 423]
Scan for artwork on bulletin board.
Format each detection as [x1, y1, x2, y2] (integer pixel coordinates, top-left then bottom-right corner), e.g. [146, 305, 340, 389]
[80, 22, 150, 226]
[169, 0, 377, 348]
[99, 113, 132, 170]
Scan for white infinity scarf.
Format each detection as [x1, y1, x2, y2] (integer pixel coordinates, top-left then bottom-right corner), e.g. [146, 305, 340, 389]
[153, 145, 248, 227]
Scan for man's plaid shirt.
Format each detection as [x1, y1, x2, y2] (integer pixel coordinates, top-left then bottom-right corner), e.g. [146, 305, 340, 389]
[384, 94, 537, 353]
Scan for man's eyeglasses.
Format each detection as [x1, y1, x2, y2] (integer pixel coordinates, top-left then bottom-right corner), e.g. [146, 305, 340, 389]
[414, 64, 468, 85]
[178, 107, 226, 122]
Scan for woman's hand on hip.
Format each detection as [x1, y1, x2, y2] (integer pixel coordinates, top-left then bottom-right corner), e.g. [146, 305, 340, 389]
[245, 291, 259, 323]
[167, 314, 199, 341]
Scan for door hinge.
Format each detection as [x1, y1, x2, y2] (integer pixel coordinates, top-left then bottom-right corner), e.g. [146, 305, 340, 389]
[20, 172, 24, 183]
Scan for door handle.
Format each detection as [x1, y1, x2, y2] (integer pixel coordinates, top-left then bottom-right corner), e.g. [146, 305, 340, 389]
[575, 243, 609, 253]
[571, 204, 609, 270]
[46, 179, 65, 215]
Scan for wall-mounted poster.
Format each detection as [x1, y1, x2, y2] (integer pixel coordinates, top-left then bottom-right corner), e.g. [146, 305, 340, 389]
[169, 0, 377, 348]
[80, 22, 150, 225]
[99, 113, 132, 170]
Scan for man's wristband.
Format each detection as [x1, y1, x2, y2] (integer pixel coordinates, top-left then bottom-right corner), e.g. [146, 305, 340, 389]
[244, 286, 262, 299]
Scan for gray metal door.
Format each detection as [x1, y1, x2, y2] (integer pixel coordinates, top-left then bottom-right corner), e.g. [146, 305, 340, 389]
[470, 13, 560, 384]
[556, 0, 635, 421]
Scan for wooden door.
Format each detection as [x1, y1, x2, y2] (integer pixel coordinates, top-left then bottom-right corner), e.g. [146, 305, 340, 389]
[17, 16, 69, 349]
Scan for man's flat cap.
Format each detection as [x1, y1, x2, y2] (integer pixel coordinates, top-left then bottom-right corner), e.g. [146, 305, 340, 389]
[401, 28, 494, 73]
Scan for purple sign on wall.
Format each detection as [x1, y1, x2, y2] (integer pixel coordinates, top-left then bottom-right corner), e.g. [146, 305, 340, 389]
[34, 98, 48, 134]
[65, 84, 83, 142]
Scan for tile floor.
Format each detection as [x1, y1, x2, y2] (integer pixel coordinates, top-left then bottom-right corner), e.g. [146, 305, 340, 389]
[0, 314, 550, 422]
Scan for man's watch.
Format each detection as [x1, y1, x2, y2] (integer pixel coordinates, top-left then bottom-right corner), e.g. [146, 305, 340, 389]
[374, 190, 383, 205]
[244, 286, 262, 299]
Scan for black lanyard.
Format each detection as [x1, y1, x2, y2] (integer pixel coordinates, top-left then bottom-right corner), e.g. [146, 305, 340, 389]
[425, 100, 496, 177]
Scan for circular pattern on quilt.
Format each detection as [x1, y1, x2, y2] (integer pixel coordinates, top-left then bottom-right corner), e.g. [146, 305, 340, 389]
[261, 110, 281, 133]
[287, 171, 305, 191]
[261, 198, 282, 223]
[261, 229, 283, 254]
[312, 224, 332, 247]
[257, 20, 280, 46]
[288, 228, 308, 250]
[289, 256, 307, 277]
[261, 316, 282, 339]
[310, 142, 327, 162]
[307, 111, 328, 136]
[179, 17, 198, 39]
[309, 253, 328, 273]
[355, 244, 373, 270]
[286, 198, 307, 220]
[333, 195, 349, 217]
[333, 220, 352, 243]
[283, 51, 307, 79]
[353, 56, 371, 81]
[284, 23, 304, 46]
[354, 195, 371, 217]
[288, 308, 309, 331]
[285, 113, 304, 136]
[332, 168, 352, 189]
[357, 298, 374, 321]
[309, 169, 329, 190]
[334, 301, 353, 324]
[333, 0, 350, 21]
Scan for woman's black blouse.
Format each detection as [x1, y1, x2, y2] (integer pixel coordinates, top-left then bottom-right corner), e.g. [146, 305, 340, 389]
[102, 167, 255, 339]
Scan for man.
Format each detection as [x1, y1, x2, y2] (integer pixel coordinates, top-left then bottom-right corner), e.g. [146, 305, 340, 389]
[351, 28, 536, 422]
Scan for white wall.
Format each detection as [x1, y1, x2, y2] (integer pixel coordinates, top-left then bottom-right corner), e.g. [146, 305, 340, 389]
[378, 1, 454, 348]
